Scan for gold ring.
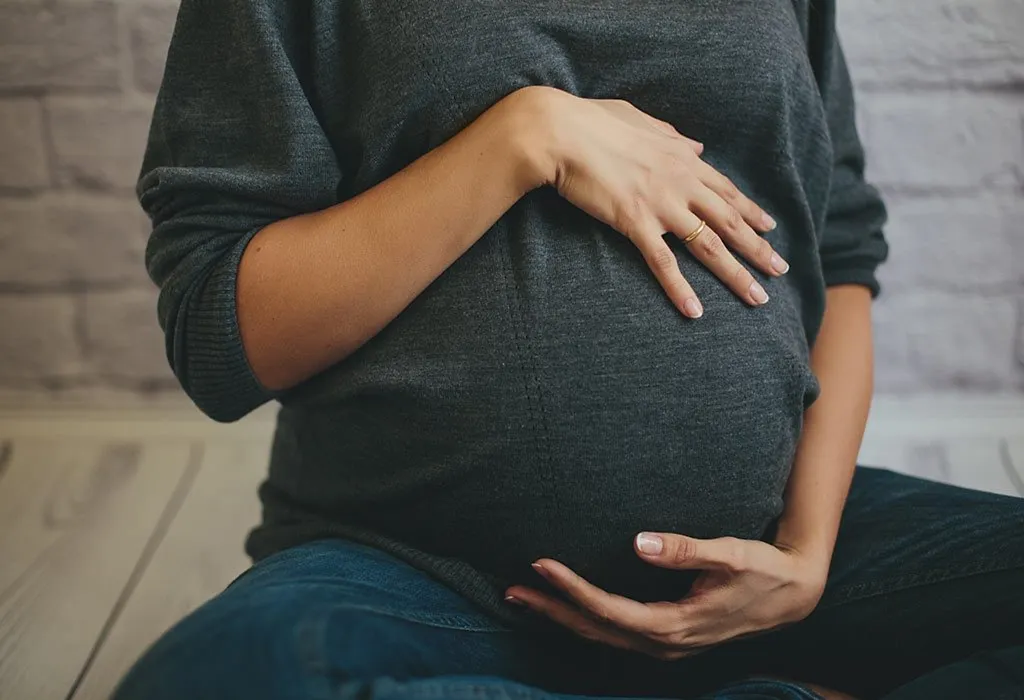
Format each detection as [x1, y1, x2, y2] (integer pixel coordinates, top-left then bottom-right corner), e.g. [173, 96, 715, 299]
[682, 219, 707, 244]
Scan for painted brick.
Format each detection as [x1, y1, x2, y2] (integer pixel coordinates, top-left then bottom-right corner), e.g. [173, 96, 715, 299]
[860, 93, 1023, 192]
[82, 288, 174, 382]
[1017, 297, 1024, 379]
[0, 99, 49, 189]
[46, 97, 155, 191]
[0, 294, 82, 382]
[873, 292, 1019, 392]
[0, 2, 120, 90]
[838, 0, 1024, 87]
[0, 195, 148, 286]
[129, 4, 179, 94]
[876, 195, 1024, 293]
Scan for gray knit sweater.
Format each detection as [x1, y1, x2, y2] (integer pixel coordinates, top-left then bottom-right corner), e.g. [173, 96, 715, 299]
[140, 0, 888, 624]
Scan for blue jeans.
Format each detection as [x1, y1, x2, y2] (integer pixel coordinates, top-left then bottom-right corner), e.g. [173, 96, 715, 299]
[113, 468, 1024, 700]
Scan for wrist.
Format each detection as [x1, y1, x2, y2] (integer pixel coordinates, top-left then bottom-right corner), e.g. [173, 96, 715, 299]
[773, 523, 834, 574]
[497, 85, 569, 193]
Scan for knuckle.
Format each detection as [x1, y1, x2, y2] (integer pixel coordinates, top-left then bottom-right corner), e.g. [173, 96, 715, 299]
[731, 264, 752, 290]
[590, 604, 614, 623]
[648, 247, 678, 274]
[719, 178, 741, 203]
[668, 148, 695, 170]
[756, 238, 774, 266]
[614, 190, 647, 234]
[696, 231, 725, 259]
[725, 538, 748, 572]
[721, 207, 744, 236]
[674, 537, 699, 565]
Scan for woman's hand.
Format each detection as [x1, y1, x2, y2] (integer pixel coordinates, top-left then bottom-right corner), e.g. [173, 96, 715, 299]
[515, 85, 790, 319]
[505, 532, 829, 661]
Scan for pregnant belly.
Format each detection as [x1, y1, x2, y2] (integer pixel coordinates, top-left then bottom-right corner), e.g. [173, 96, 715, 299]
[272, 204, 819, 602]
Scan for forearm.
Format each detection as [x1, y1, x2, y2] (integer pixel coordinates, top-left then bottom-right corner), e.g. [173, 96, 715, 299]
[237, 87, 555, 391]
[774, 285, 874, 568]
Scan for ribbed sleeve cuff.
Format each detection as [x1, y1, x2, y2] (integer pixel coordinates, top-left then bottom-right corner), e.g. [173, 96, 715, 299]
[181, 227, 281, 422]
[822, 264, 882, 298]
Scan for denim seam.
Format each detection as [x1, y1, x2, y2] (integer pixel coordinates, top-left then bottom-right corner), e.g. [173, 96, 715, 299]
[275, 592, 514, 632]
[819, 554, 1024, 611]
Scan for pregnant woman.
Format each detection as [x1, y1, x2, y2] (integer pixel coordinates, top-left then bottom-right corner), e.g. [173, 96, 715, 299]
[115, 1, 1024, 698]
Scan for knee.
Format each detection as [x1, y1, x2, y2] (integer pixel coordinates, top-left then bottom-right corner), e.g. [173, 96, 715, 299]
[112, 594, 321, 700]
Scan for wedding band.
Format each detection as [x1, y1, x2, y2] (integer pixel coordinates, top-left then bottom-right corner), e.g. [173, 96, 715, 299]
[682, 219, 707, 244]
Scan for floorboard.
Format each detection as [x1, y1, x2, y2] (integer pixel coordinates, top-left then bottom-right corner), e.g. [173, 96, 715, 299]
[71, 439, 270, 700]
[0, 439, 194, 700]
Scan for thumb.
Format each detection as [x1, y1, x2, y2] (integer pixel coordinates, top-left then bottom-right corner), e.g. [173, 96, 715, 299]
[634, 532, 746, 572]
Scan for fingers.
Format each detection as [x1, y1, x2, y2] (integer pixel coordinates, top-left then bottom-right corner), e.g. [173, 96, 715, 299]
[504, 587, 639, 651]
[529, 559, 667, 634]
[507, 587, 701, 660]
[667, 205, 770, 307]
[686, 185, 788, 282]
[692, 159, 775, 233]
[632, 230, 704, 319]
[635, 533, 750, 574]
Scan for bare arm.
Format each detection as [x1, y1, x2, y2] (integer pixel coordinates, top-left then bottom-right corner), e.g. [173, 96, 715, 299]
[237, 89, 549, 391]
[774, 285, 874, 569]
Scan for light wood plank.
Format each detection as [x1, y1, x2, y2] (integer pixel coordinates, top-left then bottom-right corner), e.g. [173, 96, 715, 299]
[72, 438, 270, 700]
[943, 438, 1021, 497]
[858, 436, 915, 474]
[1001, 439, 1024, 497]
[0, 439, 194, 700]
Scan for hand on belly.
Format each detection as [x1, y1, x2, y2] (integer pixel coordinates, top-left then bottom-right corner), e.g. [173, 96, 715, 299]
[505, 530, 828, 660]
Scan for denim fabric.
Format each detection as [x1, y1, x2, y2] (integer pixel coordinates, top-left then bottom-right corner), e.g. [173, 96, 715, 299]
[113, 468, 1024, 700]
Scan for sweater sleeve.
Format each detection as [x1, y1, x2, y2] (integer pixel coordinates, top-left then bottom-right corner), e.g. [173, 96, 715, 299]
[139, 0, 342, 422]
[809, 2, 889, 296]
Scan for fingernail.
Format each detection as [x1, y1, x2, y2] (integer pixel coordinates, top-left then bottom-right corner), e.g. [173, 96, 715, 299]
[505, 595, 524, 606]
[749, 281, 769, 305]
[531, 562, 548, 577]
[636, 532, 664, 555]
[770, 253, 790, 275]
[683, 298, 704, 319]
[762, 213, 777, 230]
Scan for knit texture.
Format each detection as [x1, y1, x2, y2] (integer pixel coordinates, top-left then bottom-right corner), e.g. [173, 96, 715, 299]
[140, 0, 888, 626]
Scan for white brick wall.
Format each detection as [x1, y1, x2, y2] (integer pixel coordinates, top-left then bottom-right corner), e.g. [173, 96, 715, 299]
[840, 0, 1024, 394]
[0, 0, 1020, 404]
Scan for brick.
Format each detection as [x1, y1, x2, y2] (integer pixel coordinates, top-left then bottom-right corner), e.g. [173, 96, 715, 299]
[839, 0, 1024, 87]
[873, 292, 1018, 392]
[129, 4, 179, 93]
[1017, 296, 1024, 377]
[860, 94, 1023, 191]
[0, 99, 49, 189]
[47, 97, 154, 191]
[0, 195, 149, 286]
[82, 288, 173, 382]
[876, 196, 1024, 293]
[0, 294, 82, 382]
[0, 2, 120, 91]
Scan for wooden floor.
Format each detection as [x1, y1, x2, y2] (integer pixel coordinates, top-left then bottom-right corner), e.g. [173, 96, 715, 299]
[0, 396, 1022, 700]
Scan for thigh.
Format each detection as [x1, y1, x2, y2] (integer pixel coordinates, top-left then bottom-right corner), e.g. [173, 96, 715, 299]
[744, 467, 1024, 696]
[112, 539, 599, 700]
